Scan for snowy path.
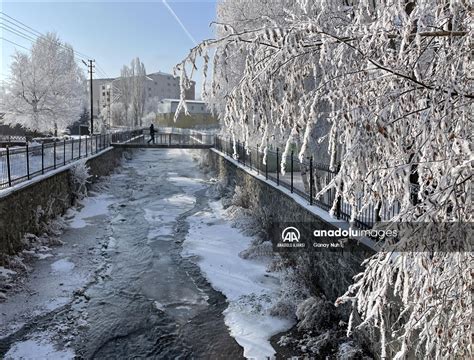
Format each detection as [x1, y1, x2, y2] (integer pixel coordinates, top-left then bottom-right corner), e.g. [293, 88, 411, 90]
[1, 149, 291, 359]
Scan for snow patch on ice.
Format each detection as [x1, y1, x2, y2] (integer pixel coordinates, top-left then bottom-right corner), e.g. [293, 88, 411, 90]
[51, 259, 75, 273]
[183, 200, 293, 359]
[5, 338, 74, 360]
[68, 193, 114, 229]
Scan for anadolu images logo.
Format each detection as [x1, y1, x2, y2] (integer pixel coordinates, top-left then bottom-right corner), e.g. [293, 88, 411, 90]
[277, 227, 305, 248]
[282, 227, 300, 242]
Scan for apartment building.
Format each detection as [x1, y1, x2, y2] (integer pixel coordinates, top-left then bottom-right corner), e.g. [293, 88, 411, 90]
[157, 99, 208, 115]
[88, 71, 195, 119]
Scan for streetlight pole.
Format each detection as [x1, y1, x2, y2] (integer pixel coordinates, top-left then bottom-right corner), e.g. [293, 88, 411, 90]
[82, 59, 95, 134]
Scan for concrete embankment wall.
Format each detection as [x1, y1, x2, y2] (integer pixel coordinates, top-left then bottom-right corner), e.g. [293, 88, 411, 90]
[0, 147, 124, 259]
[207, 148, 374, 303]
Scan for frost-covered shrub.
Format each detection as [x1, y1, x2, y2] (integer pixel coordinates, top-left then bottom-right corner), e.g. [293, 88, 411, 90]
[239, 240, 273, 260]
[6, 254, 29, 273]
[206, 177, 228, 200]
[193, 149, 211, 173]
[336, 341, 365, 360]
[296, 296, 337, 331]
[70, 160, 91, 201]
[277, 335, 292, 347]
[231, 185, 248, 208]
[298, 330, 341, 357]
[269, 265, 310, 318]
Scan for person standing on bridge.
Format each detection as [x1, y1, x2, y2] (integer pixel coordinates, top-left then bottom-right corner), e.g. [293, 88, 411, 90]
[147, 124, 156, 144]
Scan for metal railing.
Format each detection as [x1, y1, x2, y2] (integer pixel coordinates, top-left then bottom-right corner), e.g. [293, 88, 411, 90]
[0, 135, 27, 144]
[0, 129, 141, 190]
[214, 137, 401, 230]
[129, 132, 215, 146]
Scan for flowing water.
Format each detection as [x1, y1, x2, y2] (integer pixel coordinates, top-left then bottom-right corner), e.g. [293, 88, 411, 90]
[1, 149, 244, 359]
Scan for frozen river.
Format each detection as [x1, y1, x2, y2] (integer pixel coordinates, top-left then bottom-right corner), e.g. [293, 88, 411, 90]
[0, 149, 291, 359]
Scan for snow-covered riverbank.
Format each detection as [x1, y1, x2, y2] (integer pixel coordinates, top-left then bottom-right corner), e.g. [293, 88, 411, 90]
[183, 200, 293, 359]
[1, 189, 115, 359]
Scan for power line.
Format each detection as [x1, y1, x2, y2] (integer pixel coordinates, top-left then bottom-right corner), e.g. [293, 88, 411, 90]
[0, 36, 31, 51]
[0, 20, 89, 63]
[0, 11, 42, 37]
[95, 63, 111, 78]
[0, 11, 109, 73]
[0, 19, 90, 62]
[1, 15, 42, 39]
[1, 11, 113, 88]
[94, 64, 107, 77]
[1, 24, 40, 44]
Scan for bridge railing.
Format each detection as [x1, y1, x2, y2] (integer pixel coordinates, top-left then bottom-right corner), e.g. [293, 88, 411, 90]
[214, 137, 402, 230]
[0, 135, 27, 143]
[0, 129, 140, 190]
[129, 132, 215, 146]
[154, 126, 216, 136]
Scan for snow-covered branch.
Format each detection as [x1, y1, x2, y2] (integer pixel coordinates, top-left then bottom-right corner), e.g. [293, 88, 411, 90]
[176, 0, 472, 357]
[1, 33, 85, 135]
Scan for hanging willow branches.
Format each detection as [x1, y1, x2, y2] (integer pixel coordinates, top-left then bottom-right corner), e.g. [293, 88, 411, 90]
[176, 1, 472, 358]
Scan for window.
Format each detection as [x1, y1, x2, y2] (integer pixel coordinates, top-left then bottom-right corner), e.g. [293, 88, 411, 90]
[201, 106, 204, 111]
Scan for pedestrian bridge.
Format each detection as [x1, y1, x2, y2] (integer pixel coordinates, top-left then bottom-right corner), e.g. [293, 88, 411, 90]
[111, 127, 215, 149]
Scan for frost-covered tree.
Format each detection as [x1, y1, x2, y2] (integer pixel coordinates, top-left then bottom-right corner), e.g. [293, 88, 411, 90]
[176, 0, 472, 358]
[130, 57, 147, 127]
[116, 58, 146, 128]
[142, 96, 160, 124]
[109, 102, 127, 127]
[117, 65, 132, 125]
[1, 33, 84, 135]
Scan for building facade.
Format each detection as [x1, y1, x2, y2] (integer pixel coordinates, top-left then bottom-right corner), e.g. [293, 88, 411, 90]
[157, 99, 208, 115]
[87, 71, 195, 124]
[154, 99, 218, 129]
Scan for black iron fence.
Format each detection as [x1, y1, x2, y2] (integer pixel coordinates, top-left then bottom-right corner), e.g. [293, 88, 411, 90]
[215, 137, 401, 230]
[0, 129, 142, 190]
[132, 132, 215, 146]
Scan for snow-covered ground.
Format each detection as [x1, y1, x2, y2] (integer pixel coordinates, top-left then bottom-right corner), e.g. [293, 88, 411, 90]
[183, 200, 293, 359]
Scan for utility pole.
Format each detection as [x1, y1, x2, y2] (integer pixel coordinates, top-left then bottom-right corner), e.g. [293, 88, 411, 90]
[82, 59, 95, 134]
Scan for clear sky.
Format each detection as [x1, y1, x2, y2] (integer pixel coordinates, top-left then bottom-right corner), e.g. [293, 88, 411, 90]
[0, 0, 217, 95]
